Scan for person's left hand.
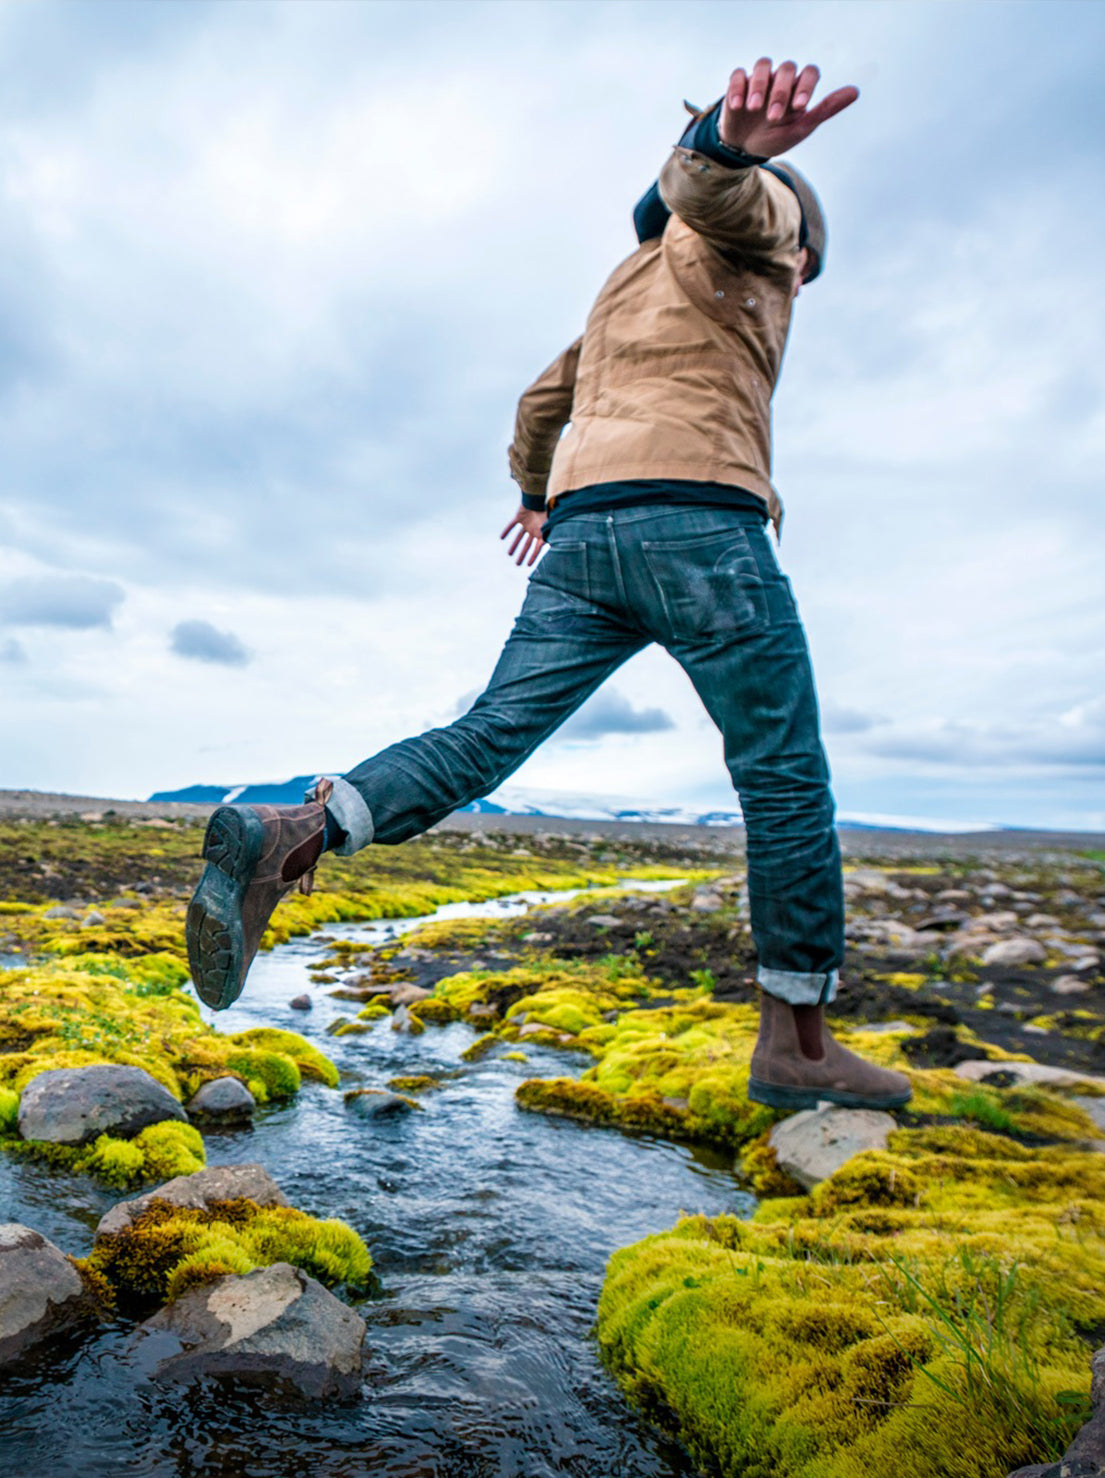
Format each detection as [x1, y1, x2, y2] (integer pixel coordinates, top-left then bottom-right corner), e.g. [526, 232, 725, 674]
[501, 505, 546, 566]
[718, 58, 858, 159]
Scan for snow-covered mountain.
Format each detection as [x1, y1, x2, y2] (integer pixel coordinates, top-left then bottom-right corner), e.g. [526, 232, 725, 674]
[148, 777, 1001, 833]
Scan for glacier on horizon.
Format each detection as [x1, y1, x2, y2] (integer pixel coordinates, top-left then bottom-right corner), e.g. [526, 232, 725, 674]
[148, 776, 1002, 834]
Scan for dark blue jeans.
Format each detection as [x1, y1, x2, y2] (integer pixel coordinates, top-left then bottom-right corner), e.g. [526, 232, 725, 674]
[325, 506, 844, 1004]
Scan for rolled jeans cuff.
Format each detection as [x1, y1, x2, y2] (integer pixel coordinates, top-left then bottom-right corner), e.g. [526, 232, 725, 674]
[757, 966, 838, 1006]
[321, 776, 374, 856]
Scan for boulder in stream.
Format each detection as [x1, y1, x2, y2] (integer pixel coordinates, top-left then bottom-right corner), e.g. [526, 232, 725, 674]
[18, 1065, 187, 1145]
[0, 1224, 97, 1367]
[186, 1077, 255, 1123]
[344, 1089, 418, 1120]
[97, 1162, 289, 1237]
[136, 1261, 366, 1399]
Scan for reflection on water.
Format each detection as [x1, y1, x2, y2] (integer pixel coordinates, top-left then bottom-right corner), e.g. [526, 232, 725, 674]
[1, 883, 752, 1477]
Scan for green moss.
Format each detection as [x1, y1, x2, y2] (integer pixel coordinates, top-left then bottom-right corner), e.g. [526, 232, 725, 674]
[80, 1196, 372, 1310]
[738, 1136, 806, 1199]
[0, 1086, 19, 1135]
[461, 1032, 501, 1063]
[386, 1075, 441, 1093]
[227, 1027, 339, 1088]
[12, 1119, 206, 1189]
[356, 1000, 392, 1021]
[222, 1048, 300, 1101]
[0, 961, 338, 1119]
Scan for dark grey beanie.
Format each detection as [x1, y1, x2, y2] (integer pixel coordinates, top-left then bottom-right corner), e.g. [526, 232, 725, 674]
[762, 159, 826, 282]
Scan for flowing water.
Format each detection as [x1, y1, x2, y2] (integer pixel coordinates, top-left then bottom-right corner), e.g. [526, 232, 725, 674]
[1, 884, 754, 1478]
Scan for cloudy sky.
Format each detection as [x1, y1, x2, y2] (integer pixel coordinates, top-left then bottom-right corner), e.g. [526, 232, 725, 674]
[0, 0, 1102, 830]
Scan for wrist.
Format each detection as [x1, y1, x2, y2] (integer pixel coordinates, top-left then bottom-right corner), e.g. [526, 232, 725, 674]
[521, 493, 547, 513]
[682, 101, 769, 168]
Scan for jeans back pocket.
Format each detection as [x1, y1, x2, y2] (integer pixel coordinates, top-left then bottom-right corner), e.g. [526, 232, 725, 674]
[528, 540, 592, 609]
[641, 527, 768, 643]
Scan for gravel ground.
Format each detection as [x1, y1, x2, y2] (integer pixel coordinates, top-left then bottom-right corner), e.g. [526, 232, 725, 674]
[0, 788, 1100, 858]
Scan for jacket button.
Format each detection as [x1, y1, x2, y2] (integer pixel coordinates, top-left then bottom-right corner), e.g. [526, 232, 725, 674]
[715, 289, 725, 299]
[745, 296, 757, 308]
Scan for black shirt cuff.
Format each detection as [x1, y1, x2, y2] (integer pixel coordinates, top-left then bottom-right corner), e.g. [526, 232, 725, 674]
[521, 493, 547, 513]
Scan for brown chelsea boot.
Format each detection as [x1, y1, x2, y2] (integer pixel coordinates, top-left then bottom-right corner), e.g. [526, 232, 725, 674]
[748, 989, 912, 1111]
[185, 779, 332, 1011]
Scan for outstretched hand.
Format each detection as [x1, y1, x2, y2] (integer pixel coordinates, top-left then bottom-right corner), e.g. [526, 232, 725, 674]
[719, 59, 858, 159]
[501, 505, 546, 567]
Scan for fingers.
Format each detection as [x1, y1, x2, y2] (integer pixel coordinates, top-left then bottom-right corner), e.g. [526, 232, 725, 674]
[727, 67, 748, 110]
[511, 531, 544, 567]
[746, 57, 772, 111]
[807, 84, 860, 125]
[731, 59, 835, 120]
[793, 64, 820, 111]
[766, 60, 797, 122]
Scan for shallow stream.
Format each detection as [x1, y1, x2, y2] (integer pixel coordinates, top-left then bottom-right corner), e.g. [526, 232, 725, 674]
[1, 884, 754, 1477]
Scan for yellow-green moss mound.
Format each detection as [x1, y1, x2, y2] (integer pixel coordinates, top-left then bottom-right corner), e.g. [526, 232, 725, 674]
[598, 1122, 1105, 1478]
[79, 1196, 372, 1309]
[8, 1121, 206, 1189]
[0, 961, 336, 1108]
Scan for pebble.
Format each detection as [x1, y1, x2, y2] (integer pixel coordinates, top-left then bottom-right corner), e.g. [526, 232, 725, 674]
[1051, 974, 1093, 996]
[979, 938, 1047, 967]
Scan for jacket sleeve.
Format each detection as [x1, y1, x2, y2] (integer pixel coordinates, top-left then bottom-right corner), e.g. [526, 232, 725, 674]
[507, 337, 583, 510]
[658, 109, 802, 267]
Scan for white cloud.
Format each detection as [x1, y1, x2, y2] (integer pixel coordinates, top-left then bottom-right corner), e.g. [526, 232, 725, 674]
[0, 0, 1100, 829]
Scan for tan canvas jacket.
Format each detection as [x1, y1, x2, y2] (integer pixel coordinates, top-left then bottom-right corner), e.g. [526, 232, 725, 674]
[507, 145, 804, 531]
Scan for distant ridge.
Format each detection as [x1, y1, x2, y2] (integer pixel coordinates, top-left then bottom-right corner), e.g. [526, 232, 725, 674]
[148, 778, 1001, 834]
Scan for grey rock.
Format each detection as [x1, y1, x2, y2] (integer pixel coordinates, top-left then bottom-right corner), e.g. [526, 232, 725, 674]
[390, 984, 431, 1007]
[914, 908, 969, 931]
[769, 1106, 898, 1191]
[1026, 913, 1062, 929]
[344, 1090, 414, 1120]
[18, 1065, 187, 1145]
[43, 905, 81, 920]
[844, 869, 908, 898]
[137, 1262, 365, 1399]
[97, 1163, 289, 1237]
[690, 890, 723, 913]
[1052, 974, 1093, 996]
[586, 914, 622, 928]
[955, 1059, 1105, 1092]
[980, 937, 1048, 967]
[81, 910, 105, 926]
[1074, 1098, 1105, 1138]
[0, 1223, 94, 1367]
[972, 910, 1021, 932]
[186, 1077, 255, 1122]
[289, 994, 312, 1011]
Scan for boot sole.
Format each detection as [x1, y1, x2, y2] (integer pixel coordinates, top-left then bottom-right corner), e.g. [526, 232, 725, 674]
[748, 1076, 913, 1112]
[186, 807, 265, 1011]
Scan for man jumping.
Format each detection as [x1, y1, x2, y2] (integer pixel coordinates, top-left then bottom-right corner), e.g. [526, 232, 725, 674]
[187, 59, 912, 1114]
